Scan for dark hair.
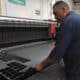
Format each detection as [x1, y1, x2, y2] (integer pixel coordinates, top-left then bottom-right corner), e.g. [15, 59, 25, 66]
[53, 1, 70, 9]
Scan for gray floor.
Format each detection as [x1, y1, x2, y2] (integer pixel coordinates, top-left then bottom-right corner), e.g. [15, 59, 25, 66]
[3, 40, 55, 67]
[0, 40, 65, 80]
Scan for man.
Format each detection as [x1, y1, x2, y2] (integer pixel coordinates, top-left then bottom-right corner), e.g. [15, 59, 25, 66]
[35, 1, 80, 80]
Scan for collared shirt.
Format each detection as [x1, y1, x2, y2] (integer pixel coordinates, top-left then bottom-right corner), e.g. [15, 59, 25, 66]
[49, 11, 80, 80]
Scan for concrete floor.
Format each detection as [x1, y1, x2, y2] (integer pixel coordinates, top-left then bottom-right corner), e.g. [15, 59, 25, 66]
[0, 40, 65, 80]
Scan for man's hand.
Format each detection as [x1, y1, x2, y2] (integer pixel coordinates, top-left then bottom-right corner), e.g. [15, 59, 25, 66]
[35, 63, 44, 71]
[35, 57, 53, 71]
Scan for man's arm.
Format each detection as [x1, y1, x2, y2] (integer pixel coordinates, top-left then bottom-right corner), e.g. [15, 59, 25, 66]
[36, 20, 73, 71]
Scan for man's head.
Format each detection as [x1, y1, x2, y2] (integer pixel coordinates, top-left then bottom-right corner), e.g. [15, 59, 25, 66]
[53, 1, 70, 22]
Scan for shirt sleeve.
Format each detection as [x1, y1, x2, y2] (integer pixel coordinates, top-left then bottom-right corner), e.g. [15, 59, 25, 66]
[49, 20, 73, 62]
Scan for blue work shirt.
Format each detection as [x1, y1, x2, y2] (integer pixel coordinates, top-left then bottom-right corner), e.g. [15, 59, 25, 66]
[49, 11, 80, 80]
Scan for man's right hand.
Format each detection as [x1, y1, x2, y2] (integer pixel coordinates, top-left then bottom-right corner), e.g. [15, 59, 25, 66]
[35, 63, 44, 71]
[35, 57, 53, 72]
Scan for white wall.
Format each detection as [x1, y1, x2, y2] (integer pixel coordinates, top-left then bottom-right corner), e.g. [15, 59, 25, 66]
[0, 0, 75, 20]
[26, 0, 41, 19]
[41, 0, 52, 20]
[1, 0, 6, 16]
[1, 0, 52, 20]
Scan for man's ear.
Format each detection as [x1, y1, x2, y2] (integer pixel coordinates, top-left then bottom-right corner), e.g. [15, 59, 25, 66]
[62, 7, 67, 16]
[62, 7, 66, 12]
